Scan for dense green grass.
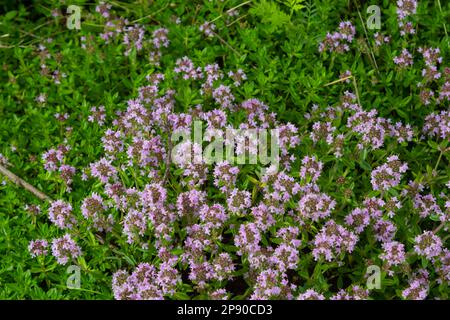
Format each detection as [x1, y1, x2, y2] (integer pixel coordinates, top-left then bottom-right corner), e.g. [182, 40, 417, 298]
[0, 0, 448, 299]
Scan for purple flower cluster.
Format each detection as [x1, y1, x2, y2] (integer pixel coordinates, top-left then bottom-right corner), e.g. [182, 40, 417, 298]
[123, 209, 148, 244]
[123, 25, 145, 56]
[319, 21, 356, 53]
[380, 241, 406, 273]
[42, 145, 69, 172]
[228, 69, 246, 87]
[373, 219, 397, 243]
[374, 32, 391, 47]
[414, 231, 443, 259]
[113, 262, 180, 299]
[330, 285, 369, 300]
[213, 85, 235, 109]
[312, 220, 358, 261]
[81, 193, 113, 232]
[51, 234, 82, 265]
[393, 48, 414, 68]
[152, 28, 169, 49]
[371, 155, 408, 191]
[251, 269, 296, 300]
[48, 200, 76, 230]
[402, 270, 429, 300]
[96, 1, 112, 18]
[174, 56, 203, 80]
[28, 239, 49, 257]
[25, 204, 41, 216]
[396, 0, 417, 36]
[88, 106, 106, 126]
[435, 249, 450, 285]
[416, 47, 445, 105]
[227, 188, 251, 214]
[234, 222, 261, 257]
[201, 63, 223, 95]
[345, 208, 370, 234]
[199, 22, 216, 38]
[213, 161, 239, 193]
[89, 157, 117, 183]
[414, 193, 442, 219]
[199, 204, 228, 231]
[59, 164, 76, 192]
[176, 189, 206, 217]
[297, 289, 325, 300]
[300, 156, 323, 182]
[298, 192, 336, 222]
[251, 203, 275, 231]
[423, 110, 450, 140]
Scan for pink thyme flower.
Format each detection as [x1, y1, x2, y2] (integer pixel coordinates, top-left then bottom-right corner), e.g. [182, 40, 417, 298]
[89, 157, 117, 183]
[312, 220, 358, 261]
[51, 234, 82, 265]
[380, 241, 406, 269]
[28, 239, 49, 257]
[199, 22, 216, 38]
[227, 188, 251, 214]
[48, 200, 76, 229]
[393, 49, 414, 68]
[414, 231, 443, 259]
[297, 289, 325, 300]
[370, 155, 408, 191]
[402, 270, 429, 300]
[345, 207, 370, 234]
[88, 106, 106, 125]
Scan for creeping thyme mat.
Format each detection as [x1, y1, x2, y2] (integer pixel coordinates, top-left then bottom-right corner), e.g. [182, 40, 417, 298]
[0, 0, 449, 300]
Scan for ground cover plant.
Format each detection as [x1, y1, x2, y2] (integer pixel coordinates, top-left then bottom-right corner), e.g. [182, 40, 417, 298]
[0, 0, 449, 300]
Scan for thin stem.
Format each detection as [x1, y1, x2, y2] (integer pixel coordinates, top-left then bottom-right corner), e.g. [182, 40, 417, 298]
[433, 149, 443, 172]
[433, 221, 446, 234]
[227, 13, 249, 27]
[324, 75, 352, 86]
[436, 0, 449, 46]
[209, 0, 253, 24]
[322, 74, 361, 106]
[352, 76, 362, 107]
[130, 3, 169, 24]
[211, 30, 241, 56]
[354, 1, 380, 76]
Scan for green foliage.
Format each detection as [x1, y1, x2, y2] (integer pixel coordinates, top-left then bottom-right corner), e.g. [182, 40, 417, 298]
[0, 0, 448, 300]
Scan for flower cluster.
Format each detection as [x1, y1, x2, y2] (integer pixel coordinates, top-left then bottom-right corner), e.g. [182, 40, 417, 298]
[370, 155, 408, 191]
[396, 0, 417, 36]
[51, 234, 82, 265]
[312, 220, 358, 261]
[393, 49, 413, 68]
[28, 239, 49, 257]
[48, 200, 76, 230]
[319, 21, 355, 53]
[112, 262, 180, 299]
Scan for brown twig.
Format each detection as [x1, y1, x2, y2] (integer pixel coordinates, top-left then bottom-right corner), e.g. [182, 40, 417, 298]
[324, 75, 353, 86]
[208, 0, 253, 24]
[323, 75, 362, 106]
[433, 221, 446, 234]
[0, 164, 51, 201]
[211, 30, 241, 57]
